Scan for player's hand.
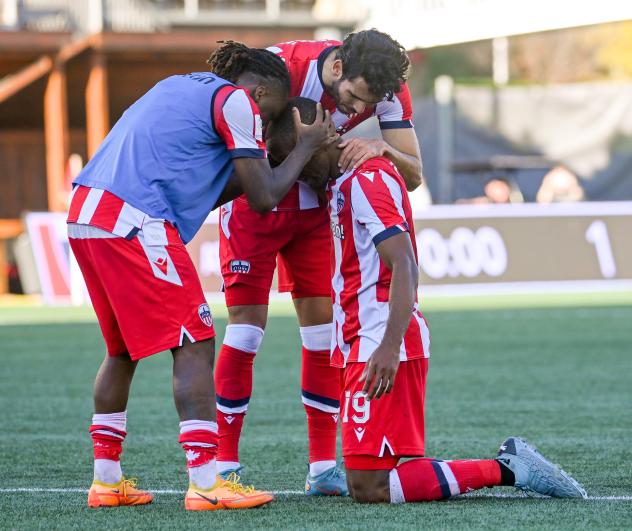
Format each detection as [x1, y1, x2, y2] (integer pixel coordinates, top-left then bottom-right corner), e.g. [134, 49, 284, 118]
[359, 344, 400, 401]
[337, 138, 386, 173]
[293, 103, 337, 152]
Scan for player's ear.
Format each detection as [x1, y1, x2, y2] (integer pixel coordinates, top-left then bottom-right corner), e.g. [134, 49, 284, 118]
[331, 58, 344, 80]
[252, 85, 267, 103]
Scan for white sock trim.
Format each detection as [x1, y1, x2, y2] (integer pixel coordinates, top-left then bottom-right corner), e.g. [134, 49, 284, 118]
[92, 411, 127, 433]
[188, 459, 217, 490]
[389, 469, 405, 504]
[223, 324, 264, 354]
[300, 323, 332, 352]
[94, 459, 123, 484]
[309, 460, 337, 477]
[179, 420, 218, 434]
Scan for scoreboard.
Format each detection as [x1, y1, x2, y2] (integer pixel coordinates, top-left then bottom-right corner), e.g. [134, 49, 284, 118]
[411, 202, 632, 291]
[24, 201, 632, 304]
[184, 201, 632, 295]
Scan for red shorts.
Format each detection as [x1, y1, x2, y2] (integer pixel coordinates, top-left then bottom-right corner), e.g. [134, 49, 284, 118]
[219, 198, 331, 306]
[341, 358, 428, 470]
[68, 222, 215, 360]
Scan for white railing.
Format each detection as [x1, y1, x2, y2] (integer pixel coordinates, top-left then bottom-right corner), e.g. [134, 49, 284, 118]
[0, 0, 325, 32]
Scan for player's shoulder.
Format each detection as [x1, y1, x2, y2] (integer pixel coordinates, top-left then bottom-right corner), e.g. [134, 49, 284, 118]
[213, 84, 256, 111]
[353, 157, 404, 185]
[268, 39, 341, 61]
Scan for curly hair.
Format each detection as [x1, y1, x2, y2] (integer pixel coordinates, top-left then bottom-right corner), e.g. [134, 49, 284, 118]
[336, 29, 410, 101]
[207, 40, 290, 92]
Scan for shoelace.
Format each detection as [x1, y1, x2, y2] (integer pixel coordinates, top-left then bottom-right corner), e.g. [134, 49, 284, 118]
[330, 467, 344, 480]
[223, 472, 256, 495]
[121, 478, 139, 495]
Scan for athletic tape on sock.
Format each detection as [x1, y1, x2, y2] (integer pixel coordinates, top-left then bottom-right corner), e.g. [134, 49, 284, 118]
[179, 420, 219, 434]
[92, 411, 127, 432]
[223, 324, 264, 353]
[299, 323, 332, 352]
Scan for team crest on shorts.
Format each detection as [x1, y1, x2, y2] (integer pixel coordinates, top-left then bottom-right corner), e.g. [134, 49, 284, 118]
[230, 259, 251, 273]
[198, 303, 213, 327]
[336, 191, 345, 213]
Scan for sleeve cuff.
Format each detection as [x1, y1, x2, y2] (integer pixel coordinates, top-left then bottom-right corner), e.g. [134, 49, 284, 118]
[372, 222, 409, 246]
[379, 120, 414, 130]
[229, 148, 267, 159]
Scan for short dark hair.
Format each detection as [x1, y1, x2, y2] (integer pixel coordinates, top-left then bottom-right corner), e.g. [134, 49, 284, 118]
[207, 40, 290, 92]
[266, 97, 318, 165]
[337, 29, 410, 101]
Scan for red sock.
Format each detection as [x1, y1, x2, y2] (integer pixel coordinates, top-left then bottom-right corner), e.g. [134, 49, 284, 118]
[301, 346, 341, 464]
[391, 458, 502, 502]
[215, 343, 255, 463]
[89, 424, 126, 461]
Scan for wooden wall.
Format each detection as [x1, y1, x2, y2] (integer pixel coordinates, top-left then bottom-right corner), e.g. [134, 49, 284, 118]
[0, 129, 86, 218]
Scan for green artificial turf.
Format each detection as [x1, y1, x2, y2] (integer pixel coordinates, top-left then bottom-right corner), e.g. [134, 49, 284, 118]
[0, 294, 631, 529]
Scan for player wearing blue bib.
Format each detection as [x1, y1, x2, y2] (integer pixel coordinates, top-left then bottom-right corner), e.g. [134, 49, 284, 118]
[67, 41, 336, 511]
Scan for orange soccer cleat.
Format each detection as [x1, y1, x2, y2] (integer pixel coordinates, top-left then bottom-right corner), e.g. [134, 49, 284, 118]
[87, 477, 154, 508]
[184, 472, 273, 510]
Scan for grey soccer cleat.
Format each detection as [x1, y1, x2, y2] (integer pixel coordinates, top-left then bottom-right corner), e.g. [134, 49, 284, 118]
[305, 464, 349, 497]
[496, 437, 587, 498]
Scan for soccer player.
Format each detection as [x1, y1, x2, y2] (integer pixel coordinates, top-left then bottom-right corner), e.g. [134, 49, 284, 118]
[265, 97, 588, 504]
[66, 42, 335, 510]
[215, 29, 422, 496]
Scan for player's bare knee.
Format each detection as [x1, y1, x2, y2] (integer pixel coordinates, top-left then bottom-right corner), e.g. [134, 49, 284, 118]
[349, 483, 389, 503]
[227, 304, 268, 329]
[173, 337, 215, 365]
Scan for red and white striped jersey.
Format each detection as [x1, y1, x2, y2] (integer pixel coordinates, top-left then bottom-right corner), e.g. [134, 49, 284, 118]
[266, 39, 414, 211]
[327, 156, 430, 368]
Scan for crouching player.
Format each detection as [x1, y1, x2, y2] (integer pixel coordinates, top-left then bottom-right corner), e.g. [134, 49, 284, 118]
[266, 98, 588, 503]
[67, 44, 335, 510]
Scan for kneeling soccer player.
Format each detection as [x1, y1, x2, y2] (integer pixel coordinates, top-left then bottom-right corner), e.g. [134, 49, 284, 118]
[266, 98, 588, 503]
[67, 44, 335, 510]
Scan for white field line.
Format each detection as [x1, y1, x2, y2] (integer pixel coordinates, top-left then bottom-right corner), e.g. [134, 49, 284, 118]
[0, 487, 630, 501]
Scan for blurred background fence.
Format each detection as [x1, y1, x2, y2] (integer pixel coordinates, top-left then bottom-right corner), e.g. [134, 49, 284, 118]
[1, 0, 631, 301]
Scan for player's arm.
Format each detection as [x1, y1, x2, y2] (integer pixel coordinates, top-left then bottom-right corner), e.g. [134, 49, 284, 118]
[233, 107, 332, 212]
[213, 174, 242, 209]
[360, 232, 418, 400]
[214, 87, 335, 212]
[212, 105, 334, 210]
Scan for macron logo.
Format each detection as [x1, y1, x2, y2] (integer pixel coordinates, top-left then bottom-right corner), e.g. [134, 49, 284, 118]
[153, 256, 169, 275]
[225, 416, 235, 425]
[354, 428, 365, 442]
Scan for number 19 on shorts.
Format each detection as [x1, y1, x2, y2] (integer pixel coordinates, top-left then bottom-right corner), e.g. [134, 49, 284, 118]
[342, 391, 371, 424]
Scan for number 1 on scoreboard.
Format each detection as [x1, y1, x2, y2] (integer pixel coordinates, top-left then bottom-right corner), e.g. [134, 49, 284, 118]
[585, 220, 617, 278]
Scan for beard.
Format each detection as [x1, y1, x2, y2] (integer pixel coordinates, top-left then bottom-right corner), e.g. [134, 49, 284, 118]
[329, 79, 354, 116]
